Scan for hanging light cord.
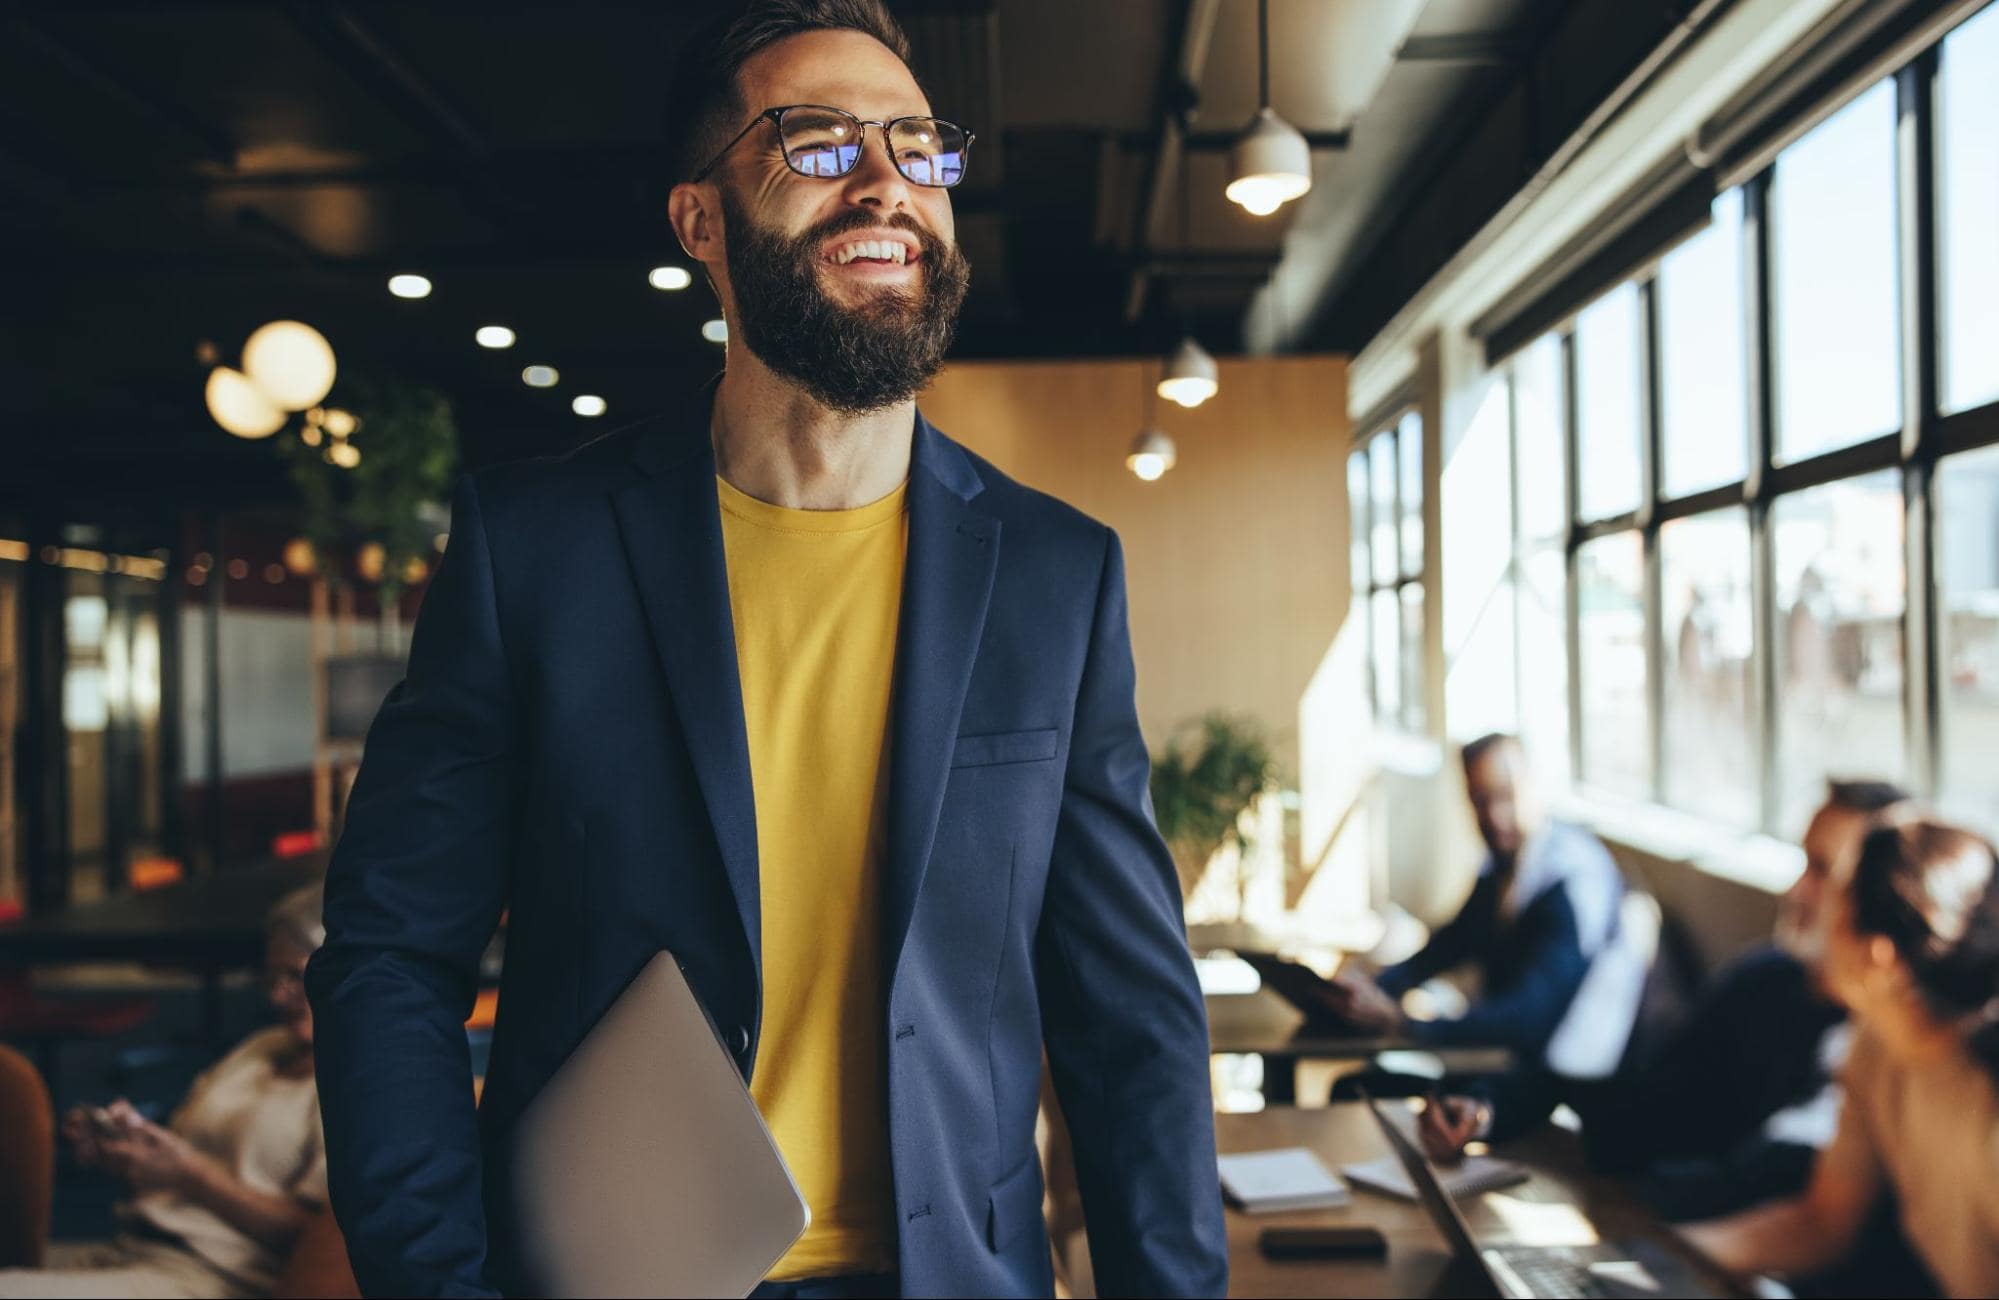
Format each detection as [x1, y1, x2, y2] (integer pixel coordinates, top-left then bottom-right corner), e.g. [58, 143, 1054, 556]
[1258, 0, 1271, 111]
[1178, 135, 1197, 336]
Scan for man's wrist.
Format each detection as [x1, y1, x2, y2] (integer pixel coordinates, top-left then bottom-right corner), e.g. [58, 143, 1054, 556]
[175, 1148, 222, 1201]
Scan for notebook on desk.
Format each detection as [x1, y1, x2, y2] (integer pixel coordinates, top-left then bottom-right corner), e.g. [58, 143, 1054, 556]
[1341, 1151, 1528, 1201]
[1218, 1147, 1351, 1213]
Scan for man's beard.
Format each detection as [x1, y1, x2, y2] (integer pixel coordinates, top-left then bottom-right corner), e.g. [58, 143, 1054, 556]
[720, 191, 970, 415]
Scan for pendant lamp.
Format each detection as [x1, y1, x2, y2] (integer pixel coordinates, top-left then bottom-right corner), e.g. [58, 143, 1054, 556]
[1225, 0, 1311, 216]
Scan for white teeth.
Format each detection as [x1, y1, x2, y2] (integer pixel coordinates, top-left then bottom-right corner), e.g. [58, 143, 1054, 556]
[830, 239, 909, 265]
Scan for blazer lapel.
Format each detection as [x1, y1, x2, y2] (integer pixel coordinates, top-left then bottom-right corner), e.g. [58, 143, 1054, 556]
[883, 413, 1001, 990]
[610, 425, 762, 988]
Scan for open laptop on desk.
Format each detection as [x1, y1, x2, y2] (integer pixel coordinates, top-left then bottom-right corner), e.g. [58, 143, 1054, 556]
[1362, 1095, 1746, 1299]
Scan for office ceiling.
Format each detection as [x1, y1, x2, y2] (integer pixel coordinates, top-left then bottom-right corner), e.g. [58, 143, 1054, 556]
[0, 0, 1670, 506]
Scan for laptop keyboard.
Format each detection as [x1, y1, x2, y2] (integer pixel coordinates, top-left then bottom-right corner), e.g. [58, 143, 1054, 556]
[1485, 1244, 1627, 1299]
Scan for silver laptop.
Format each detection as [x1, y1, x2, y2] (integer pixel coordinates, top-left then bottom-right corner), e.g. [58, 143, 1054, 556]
[1361, 1095, 1734, 1299]
[513, 952, 809, 1297]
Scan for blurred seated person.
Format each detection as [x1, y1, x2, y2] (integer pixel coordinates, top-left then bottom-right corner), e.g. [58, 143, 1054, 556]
[1681, 818, 1999, 1298]
[1419, 779, 1909, 1215]
[0, 885, 330, 1299]
[1324, 733, 1626, 1066]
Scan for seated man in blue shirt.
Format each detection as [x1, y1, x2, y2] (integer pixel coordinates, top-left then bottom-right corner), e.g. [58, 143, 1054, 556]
[1420, 778, 1911, 1214]
[1323, 733, 1626, 1061]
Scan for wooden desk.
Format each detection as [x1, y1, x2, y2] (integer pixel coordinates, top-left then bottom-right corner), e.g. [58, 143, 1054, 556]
[1207, 990, 1511, 1103]
[1218, 1104, 1735, 1298]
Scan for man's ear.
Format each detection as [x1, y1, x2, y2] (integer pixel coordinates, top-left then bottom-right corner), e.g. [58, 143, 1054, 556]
[667, 181, 723, 270]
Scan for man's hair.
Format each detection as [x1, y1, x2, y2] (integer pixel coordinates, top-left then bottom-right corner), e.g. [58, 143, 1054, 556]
[1825, 778, 1910, 816]
[664, 0, 916, 185]
[1460, 732, 1521, 774]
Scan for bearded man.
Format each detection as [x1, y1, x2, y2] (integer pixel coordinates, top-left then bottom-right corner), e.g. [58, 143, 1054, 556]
[304, 2, 1228, 1297]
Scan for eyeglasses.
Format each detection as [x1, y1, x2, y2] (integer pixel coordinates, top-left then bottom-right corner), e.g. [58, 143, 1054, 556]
[692, 104, 975, 189]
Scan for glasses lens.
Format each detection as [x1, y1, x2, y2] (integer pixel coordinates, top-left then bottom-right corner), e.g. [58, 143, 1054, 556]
[889, 117, 968, 187]
[780, 108, 864, 178]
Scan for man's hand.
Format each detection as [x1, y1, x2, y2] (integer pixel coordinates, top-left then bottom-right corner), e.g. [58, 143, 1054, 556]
[1418, 1094, 1488, 1165]
[60, 1105, 108, 1168]
[92, 1100, 207, 1195]
[1315, 972, 1405, 1035]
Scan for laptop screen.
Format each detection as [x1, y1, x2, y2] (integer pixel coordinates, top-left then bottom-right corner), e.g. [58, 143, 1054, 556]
[1363, 1095, 1483, 1263]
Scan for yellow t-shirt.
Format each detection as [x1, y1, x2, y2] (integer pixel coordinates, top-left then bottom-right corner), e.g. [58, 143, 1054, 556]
[717, 473, 906, 1280]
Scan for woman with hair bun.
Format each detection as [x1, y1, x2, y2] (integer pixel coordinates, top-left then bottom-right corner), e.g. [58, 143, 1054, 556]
[1685, 818, 1999, 1297]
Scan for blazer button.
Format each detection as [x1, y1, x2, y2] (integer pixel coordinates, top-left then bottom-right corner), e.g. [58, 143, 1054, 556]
[729, 1025, 751, 1055]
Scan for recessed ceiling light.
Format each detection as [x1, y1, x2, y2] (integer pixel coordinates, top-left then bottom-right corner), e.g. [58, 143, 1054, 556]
[475, 325, 516, 349]
[522, 365, 559, 388]
[648, 266, 692, 291]
[702, 319, 728, 344]
[572, 394, 606, 417]
[388, 273, 432, 299]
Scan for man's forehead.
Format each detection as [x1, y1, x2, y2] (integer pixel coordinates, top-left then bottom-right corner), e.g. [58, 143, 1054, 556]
[737, 29, 932, 119]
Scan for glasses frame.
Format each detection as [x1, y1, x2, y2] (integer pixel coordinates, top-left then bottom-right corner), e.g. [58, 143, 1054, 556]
[690, 104, 975, 188]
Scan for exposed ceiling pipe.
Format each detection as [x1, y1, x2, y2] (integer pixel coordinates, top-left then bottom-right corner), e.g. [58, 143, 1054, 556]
[1122, 0, 1224, 323]
[11, 18, 238, 167]
[1283, 0, 1739, 356]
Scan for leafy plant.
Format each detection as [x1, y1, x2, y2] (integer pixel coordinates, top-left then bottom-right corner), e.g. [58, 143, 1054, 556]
[1148, 712, 1278, 897]
[272, 375, 458, 604]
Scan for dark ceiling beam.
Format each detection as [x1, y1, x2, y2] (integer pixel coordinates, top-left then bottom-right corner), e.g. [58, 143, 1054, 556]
[288, 3, 492, 159]
[0, 144, 94, 225]
[1138, 251, 1283, 280]
[1116, 127, 1350, 152]
[8, 18, 239, 166]
[62, 160, 1008, 214]
[1396, 33, 1535, 66]
[230, 207, 328, 269]
[1122, 0, 1224, 323]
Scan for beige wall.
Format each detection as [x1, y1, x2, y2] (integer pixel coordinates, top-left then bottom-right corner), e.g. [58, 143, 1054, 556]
[918, 355, 1351, 780]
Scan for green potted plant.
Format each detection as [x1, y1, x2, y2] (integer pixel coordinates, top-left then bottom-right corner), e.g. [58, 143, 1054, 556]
[1148, 712, 1278, 902]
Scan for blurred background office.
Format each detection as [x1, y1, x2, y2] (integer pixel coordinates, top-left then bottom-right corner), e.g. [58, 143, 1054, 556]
[1, 0, 1995, 1296]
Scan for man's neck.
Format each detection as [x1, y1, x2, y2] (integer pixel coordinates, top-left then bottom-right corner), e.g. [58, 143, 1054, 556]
[710, 350, 916, 510]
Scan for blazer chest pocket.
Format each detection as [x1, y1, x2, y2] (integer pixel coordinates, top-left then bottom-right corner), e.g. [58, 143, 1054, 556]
[951, 727, 1059, 769]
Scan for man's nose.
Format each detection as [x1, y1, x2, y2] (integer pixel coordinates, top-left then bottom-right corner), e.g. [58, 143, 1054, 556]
[840, 125, 914, 211]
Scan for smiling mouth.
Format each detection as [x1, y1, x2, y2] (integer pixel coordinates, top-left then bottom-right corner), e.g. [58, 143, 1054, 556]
[824, 237, 917, 267]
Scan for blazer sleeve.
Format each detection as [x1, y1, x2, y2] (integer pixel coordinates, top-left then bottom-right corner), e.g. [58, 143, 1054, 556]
[304, 473, 518, 1297]
[1376, 874, 1494, 998]
[1033, 527, 1229, 1298]
[1405, 883, 1590, 1052]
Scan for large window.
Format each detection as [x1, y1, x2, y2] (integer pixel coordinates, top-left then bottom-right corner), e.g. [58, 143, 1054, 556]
[1772, 473, 1907, 830]
[1516, 545, 1571, 790]
[1349, 411, 1426, 732]
[1577, 532, 1647, 800]
[1938, 2, 1999, 415]
[1770, 80, 1901, 463]
[1659, 189, 1748, 497]
[1935, 445, 1999, 830]
[1482, 5, 1999, 839]
[1575, 285, 1644, 521]
[1661, 510, 1754, 827]
[1514, 334, 1568, 543]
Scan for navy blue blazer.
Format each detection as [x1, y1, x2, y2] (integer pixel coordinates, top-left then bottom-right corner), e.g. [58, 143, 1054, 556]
[304, 408, 1229, 1297]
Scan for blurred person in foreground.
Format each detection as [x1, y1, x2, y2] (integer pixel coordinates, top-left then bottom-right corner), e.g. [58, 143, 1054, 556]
[0, 885, 329, 1299]
[304, 2, 1225, 1296]
[1681, 818, 1999, 1297]
[1322, 733, 1627, 1068]
[1421, 779, 1910, 1219]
